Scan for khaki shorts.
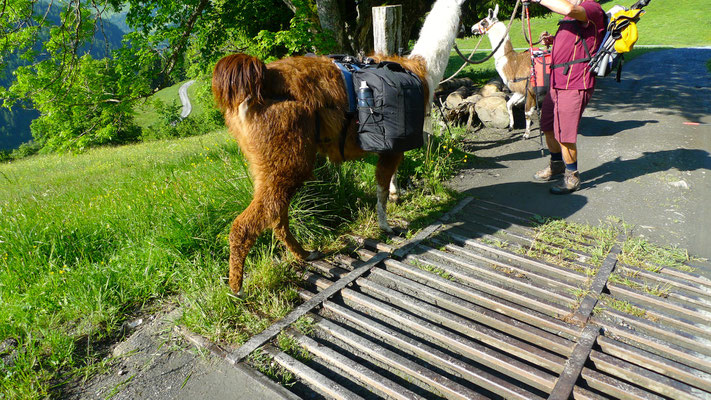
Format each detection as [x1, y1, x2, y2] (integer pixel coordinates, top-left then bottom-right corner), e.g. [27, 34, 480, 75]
[540, 87, 594, 144]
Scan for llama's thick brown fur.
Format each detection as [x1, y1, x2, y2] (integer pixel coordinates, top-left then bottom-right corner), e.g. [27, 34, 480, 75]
[212, 53, 429, 294]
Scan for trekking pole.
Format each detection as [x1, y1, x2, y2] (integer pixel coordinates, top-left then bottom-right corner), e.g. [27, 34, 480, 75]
[523, 1, 545, 156]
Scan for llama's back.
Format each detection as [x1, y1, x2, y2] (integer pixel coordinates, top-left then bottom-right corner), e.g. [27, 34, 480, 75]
[266, 56, 348, 113]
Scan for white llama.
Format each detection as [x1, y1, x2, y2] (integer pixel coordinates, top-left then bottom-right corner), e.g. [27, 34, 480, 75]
[472, 5, 541, 138]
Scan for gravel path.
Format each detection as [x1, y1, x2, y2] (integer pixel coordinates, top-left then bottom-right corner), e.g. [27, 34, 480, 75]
[179, 80, 196, 119]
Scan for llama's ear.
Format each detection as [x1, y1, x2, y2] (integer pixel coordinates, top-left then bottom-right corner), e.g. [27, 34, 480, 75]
[493, 4, 499, 19]
[487, 8, 493, 19]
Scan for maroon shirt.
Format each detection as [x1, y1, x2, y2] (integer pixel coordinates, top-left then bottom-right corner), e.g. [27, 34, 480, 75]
[550, 1, 606, 90]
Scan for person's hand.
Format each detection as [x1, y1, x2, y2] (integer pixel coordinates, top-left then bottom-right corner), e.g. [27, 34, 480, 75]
[539, 31, 554, 46]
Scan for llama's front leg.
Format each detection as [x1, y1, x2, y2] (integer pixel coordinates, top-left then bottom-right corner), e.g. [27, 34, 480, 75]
[376, 185, 393, 233]
[228, 195, 273, 295]
[376, 152, 404, 233]
[388, 167, 400, 202]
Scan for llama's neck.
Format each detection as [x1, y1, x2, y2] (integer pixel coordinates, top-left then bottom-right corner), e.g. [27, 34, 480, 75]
[409, 0, 463, 102]
[487, 22, 512, 62]
[486, 22, 513, 84]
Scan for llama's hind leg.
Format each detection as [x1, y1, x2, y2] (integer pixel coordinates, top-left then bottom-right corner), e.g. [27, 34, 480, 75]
[274, 199, 323, 262]
[376, 152, 404, 233]
[524, 108, 534, 139]
[523, 93, 536, 139]
[388, 167, 400, 203]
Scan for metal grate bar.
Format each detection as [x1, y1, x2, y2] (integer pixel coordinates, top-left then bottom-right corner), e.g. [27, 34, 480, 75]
[598, 321, 711, 374]
[572, 241, 623, 325]
[365, 267, 569, 372]
[285, 327, 426, 400]
[598, 309, 711, 359]
[227, 251, 389, 364]
[393, 196, 475, 258]
[262, 345, 365, 400]
[581, 368, 666, 400]
[409, 248, 574, 316]
[313, 315, 488, 400]
[439, 240, 583, 293]
[319, 298, 542, 399]
[607, 283, 711, 330]
[589, 350, 707, 400]
[380, 257, 576, 355]
[442, 229, 593, 282]
[548, 324, 600, 400]
[350, 277, 559, 392]
[596, 335, 711, 393]
[454, 208, 599, 261]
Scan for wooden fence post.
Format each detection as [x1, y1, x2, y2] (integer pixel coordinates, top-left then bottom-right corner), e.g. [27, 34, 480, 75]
[372, 5, 402, 55]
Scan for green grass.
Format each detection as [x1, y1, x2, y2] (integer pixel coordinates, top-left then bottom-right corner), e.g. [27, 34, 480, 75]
[619, 237, 698, 272]
[599, 295, 648, 318]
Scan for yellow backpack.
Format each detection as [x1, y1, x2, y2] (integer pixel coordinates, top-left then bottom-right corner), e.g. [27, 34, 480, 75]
[610, 9, 645, 53]
[589, 6, 647, 80]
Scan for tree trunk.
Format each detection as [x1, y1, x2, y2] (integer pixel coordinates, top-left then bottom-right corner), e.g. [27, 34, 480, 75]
[372, 5, 402, 55]
[315, 0, 348, 52]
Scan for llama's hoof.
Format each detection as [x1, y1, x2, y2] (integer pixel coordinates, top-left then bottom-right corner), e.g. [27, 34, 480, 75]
[388, 193, 400, 203]
[227, 287, 245, 299]
[305, 250, 325, 261]
[379, 223, 395, 234]
[523, 132, 530, 139]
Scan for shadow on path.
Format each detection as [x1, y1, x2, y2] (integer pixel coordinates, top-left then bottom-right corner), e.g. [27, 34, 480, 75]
[583, 148, 711, 189]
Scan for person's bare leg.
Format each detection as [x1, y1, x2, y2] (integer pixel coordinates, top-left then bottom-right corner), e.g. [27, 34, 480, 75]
[545, 130, 561, 153]
[560, 142, 577, 164]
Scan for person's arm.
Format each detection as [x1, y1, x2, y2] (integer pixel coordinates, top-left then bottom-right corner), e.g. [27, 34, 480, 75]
[533, 0, 588, 23]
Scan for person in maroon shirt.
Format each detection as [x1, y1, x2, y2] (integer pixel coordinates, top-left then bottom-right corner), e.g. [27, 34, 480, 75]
[532, 0, 606, 194]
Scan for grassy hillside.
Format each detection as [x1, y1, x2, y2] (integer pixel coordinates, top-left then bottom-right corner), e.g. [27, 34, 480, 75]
[459, 0, 710, 49]
[132, 80, 210, 129]
[0, 121, 464, 397]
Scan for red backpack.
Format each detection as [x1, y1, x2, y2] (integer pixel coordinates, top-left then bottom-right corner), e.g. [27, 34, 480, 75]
[530, 47, 551, 99]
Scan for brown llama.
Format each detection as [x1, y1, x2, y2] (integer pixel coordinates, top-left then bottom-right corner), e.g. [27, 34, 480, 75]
[212, 0, 468, 294]
[472, 4, 542, 138]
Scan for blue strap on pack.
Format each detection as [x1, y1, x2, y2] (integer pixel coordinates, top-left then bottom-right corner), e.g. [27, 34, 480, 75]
[333, 61, 360, 114]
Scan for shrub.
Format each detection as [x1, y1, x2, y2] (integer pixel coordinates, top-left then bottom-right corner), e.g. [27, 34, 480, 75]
[9, 141, 42, 159]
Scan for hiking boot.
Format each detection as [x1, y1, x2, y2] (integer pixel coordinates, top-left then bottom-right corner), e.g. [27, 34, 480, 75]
[533, 160, 565, 181]
[550, 170, 581, 195]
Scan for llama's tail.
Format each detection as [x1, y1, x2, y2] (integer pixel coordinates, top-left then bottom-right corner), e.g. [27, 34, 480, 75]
[212, 53, 267, 111]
